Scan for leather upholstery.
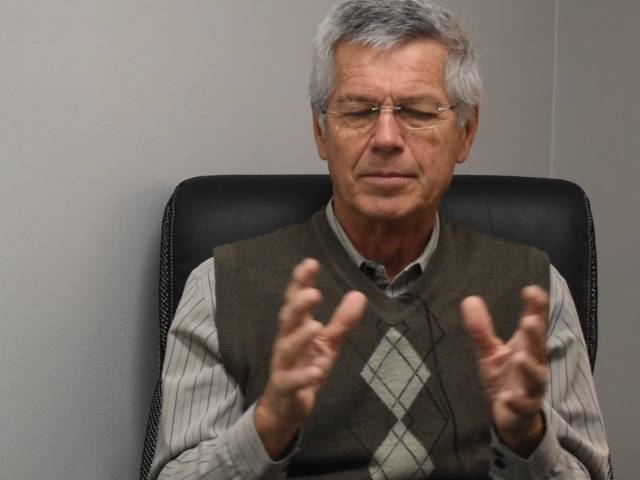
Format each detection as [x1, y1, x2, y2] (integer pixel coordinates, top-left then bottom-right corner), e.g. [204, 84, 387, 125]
[140, 174, 604, 479]
[165, 174, 598, 363]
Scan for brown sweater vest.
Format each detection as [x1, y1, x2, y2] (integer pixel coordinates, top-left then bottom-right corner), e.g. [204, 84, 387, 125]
[214, 212, 549, 479]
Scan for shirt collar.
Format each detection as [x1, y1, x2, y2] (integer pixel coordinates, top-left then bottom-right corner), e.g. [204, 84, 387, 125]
[324, 199, 440, 279]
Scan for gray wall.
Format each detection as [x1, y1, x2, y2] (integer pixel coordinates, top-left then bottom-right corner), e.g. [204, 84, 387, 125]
[0, 1, 635, 478]
[554, 2, 640, 476]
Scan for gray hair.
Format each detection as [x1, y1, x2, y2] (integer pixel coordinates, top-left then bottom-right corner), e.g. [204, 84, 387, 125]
[310, 0, 482, 128]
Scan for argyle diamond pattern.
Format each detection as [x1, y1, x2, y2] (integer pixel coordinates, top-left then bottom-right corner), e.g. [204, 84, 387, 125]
[361, 327, 434, 479]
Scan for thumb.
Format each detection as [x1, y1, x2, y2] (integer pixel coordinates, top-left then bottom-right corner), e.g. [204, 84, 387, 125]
[324, 291, 368, 347]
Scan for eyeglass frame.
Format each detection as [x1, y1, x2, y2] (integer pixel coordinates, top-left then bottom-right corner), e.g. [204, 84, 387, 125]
[320, 100, 458, 133]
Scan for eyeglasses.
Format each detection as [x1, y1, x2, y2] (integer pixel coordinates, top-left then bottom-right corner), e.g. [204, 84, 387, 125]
[322, 101, 457, 133]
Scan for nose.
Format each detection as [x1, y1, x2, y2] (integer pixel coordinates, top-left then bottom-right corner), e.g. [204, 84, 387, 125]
[370, 108, 404, 156]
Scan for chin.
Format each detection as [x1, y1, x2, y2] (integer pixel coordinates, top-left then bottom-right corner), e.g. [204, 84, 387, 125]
[354, 198, 425, 223]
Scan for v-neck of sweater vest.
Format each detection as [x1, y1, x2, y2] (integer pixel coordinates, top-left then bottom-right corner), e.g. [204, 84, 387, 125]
[310, 210, 452, 327]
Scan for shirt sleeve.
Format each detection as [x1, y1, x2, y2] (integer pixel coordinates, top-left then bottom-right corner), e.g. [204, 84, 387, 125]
[149, 258, 295, 480]
[488, 265, 610, 480]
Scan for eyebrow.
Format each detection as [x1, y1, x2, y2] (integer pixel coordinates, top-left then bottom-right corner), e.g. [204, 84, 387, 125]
[334, 93, 445, 105]
[397, 94, 443, 104]
[334, 94, 377, 104]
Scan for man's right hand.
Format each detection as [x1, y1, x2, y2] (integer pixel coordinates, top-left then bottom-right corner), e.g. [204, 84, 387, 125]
[254, 258, 368, 460]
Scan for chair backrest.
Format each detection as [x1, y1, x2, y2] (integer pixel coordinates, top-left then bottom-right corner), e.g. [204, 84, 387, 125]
[139, 174, 599, 479]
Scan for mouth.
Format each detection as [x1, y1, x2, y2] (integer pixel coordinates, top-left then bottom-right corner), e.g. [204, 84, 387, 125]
[359, 172, 415, 188]
[361, 171, 415, 178]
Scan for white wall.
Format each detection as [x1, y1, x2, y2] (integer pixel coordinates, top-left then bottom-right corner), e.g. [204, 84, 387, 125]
[0, 1, 634, 478]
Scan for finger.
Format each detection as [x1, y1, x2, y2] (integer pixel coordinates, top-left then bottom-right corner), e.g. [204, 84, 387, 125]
[498, 389, 543, 418]
[303, 342, 338, 389]
[517, 313, 548, 363]
[278, 287, 322, 333]
[461, 295, 503, 358]
[310, 345, 334, 374]
[521, 285, 549, 324]
[271, 365, 324, 394]
[274, 319, 323, 365]
[283, 258, 320, 302]
[512, 351, 548, 397]
[517, 286, 549, 359]
[476, 345, 511, 381]
[324, 291, 368, 346]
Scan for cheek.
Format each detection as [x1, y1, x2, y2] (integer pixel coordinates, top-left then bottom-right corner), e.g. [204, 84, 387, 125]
[414, 129, 460, 169]
[328, 134, 369, 170]
[406, 134, 444, 172]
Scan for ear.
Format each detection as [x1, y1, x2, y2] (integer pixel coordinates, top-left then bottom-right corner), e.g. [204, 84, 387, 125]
[456, 105, 479, 165]
[312, 111, 329, 161]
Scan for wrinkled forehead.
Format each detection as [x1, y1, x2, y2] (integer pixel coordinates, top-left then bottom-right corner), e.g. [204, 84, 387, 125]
[331, 38, 450, 102]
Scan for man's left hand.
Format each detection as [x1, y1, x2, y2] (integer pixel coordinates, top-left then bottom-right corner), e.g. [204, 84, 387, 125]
[461, 286, 549, 458]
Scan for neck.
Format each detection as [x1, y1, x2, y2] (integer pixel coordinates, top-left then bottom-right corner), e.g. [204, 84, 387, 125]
[334, 203, 436, 280]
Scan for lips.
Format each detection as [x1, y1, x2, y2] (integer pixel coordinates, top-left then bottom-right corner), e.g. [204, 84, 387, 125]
[359, 172, 415, 189]
[361, 171, 415, 178]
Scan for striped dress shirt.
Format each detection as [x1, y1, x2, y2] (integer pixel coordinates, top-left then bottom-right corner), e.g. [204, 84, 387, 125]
[149, 206, 609, 480]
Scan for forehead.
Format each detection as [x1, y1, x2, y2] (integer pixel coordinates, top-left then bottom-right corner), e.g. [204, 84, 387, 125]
[332, 39, 450, 101]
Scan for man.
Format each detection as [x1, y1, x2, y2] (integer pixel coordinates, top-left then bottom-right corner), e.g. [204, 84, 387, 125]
[149, 1, 609, 478]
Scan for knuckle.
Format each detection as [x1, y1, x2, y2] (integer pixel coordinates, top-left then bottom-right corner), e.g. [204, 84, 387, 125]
[296, 300, 313, 319]
[279, 344, 294, 360]
[288, 298, 303, 317]
[278, 305, 287, 321]
[274, 338, 293, 358]
[293, 263, 307, 282]
[522, 316, 540, 332]
[513, 351, 529, 365]
[283, 287, 293, 302]
[306, 320, 322, 336]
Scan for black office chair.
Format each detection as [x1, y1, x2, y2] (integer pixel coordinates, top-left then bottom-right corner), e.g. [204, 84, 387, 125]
[139, 174, 612, 479]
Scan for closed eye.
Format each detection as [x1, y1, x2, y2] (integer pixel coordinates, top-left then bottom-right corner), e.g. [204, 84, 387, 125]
[343, 109, 377, 118]
[399, 106, 438, 120]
